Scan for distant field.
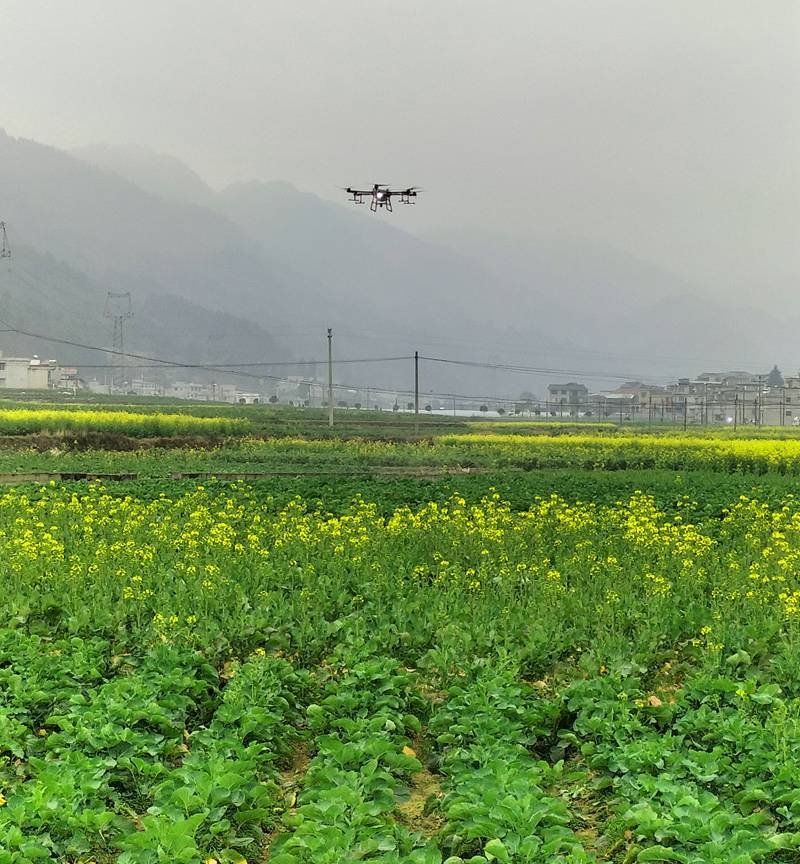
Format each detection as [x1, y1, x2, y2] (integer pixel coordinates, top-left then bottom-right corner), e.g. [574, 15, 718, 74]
[0, 395, 469, 439]
[0, 430, 799, 476]
[439, 432, 800, 473]
[0, 406, 247, 437]
[470, 418, 800, 439]
[5, 390, 800, 443]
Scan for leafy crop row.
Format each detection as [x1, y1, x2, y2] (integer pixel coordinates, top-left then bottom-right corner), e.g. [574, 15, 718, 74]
[117, 653, 312, 863]
[564, 669, 800, 862]
[5, 429, 800, 474]
[430, 672, 593, 863]
[0, 643, 214, 862]
[270, 655, 436, 864]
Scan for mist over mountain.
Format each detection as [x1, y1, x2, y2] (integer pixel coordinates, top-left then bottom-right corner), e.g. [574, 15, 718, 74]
[0, 131, 523, 396]
[0, 131, 295, 329]
[72, 143, 216, 208]
[217, 181, 506, 342]
[66, 142, 513, 351]
[0, 129, 792, 399]
[0, 245, 290, 386]
[425, 226, 797, 383]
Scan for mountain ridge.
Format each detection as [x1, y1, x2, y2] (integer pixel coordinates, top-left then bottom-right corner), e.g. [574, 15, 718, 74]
[0, 130, 791, 396]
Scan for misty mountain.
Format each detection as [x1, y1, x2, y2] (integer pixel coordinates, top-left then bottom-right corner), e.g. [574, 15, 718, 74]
[0, 130, 297, 332]
[72, 143, 216, 208]
[71, 140, 791, 389]
[0, 132, 535, 395]
[1, 128, 790, 400]
[65, 142, 512, 345]
[0, 246, 290, 386]
[426, 226, 796, 383]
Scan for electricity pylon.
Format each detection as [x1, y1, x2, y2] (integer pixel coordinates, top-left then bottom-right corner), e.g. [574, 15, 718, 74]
[0, 222, 10, 262]
[0, 223, 10, 342]
[104, 291, 133, 392]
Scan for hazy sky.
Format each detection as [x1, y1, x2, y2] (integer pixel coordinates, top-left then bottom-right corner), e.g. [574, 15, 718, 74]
[2, 1, 798, 299]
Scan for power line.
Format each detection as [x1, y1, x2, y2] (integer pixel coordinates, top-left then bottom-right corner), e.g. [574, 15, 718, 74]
[0, 316, 412, 381]
[0, 263, 783, 385]
[1, 316, 738, 407]
[0, 247, 787, 379]
[288, 321, 787, 376]
[419, 355, 669, 385]
[72, 355, 413, 370]
[0, 315, 669, 402]
[0, 316, 444, 398]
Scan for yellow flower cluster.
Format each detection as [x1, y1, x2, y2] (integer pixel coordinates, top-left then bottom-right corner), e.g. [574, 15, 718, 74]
[439, 433, 800, 473]
[0, 482, 796, 649]
[0, 407, 246, 436]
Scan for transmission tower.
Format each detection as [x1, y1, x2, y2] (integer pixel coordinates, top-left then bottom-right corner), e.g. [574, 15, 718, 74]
[0, 223, 10, 336]
[104, 291, 133, 392]
[0, 222, 10, 262]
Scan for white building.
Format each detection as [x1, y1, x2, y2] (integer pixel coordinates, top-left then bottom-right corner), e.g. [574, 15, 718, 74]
[130, 378, 164, 397]
[164, 381, 239, 403]
[0, 355, 59, 389]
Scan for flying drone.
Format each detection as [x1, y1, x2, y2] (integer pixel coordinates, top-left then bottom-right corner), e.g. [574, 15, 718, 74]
[344, 184, 421, 213]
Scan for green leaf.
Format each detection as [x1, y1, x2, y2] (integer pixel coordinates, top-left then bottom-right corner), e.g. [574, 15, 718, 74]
[724, 650, 751, 667]
[637, 845, 688, 862]
[484, 839, 510, 864]
[409, 847, 443, 864]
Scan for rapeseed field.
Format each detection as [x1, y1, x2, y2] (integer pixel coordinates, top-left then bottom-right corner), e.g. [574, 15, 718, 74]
[1, 465, 800, 862]
[0, 407, 246, 437]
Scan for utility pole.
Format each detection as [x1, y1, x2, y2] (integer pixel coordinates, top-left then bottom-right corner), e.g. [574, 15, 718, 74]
[104, 291, 133, 393]
[757, 375, 763, 427]
[734, 393, 738, 431]
[327, 328, 334, 428]
[683, 396, 688, 431]
[414, 351, 419, 435]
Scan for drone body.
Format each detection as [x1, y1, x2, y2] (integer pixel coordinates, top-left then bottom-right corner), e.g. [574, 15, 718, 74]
[345, 184, 420, 212]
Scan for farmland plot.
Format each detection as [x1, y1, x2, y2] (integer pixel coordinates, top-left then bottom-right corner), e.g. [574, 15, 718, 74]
[0, 477, 799, 862]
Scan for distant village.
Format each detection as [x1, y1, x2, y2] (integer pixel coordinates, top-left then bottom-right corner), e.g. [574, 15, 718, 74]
[543, 366, 797, 425]
[2, 350, 798, 425]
